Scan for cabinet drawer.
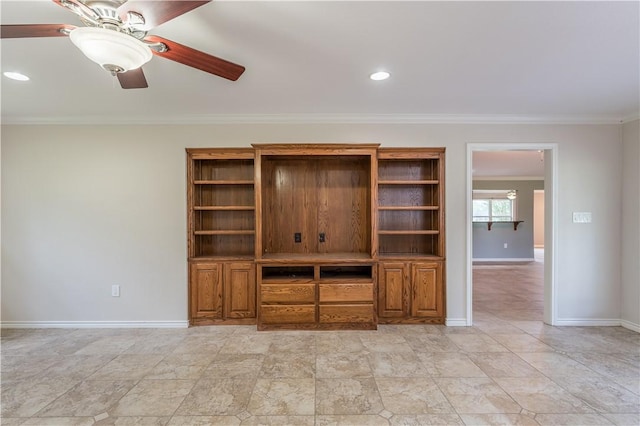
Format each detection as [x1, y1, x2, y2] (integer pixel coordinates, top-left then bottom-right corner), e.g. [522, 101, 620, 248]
[261, 284, 315, 304]
[319, 283, 373, 303]
[319, 304, 374, 323]
[260, 305, 316, 324]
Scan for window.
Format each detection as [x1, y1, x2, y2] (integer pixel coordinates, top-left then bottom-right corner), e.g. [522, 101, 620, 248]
[472, 190, 516, 222]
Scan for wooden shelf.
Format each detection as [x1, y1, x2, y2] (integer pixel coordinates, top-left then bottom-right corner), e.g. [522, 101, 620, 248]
[377, 148, 445, 160]
[378, 206, 439, 211]
[378, 230, 439, 235]
[190, 255, 254, 261]
[475, 221, 524, 231]
[259, 252, 373, 264]
[378, 180, 439, 185]
[194, 230, 256, 236]
[379, 253, 444, 260]
[194, 206, 255, 211]
[194, 180, 254, 185]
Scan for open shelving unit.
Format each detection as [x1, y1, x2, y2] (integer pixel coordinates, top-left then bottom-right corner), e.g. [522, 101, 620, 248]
[189, 152, 256, 258]
[186, 144, 446, 328]
[187, 149, 257, 325]
[376, 149, 446, 324]
[377, 149, 445, 260]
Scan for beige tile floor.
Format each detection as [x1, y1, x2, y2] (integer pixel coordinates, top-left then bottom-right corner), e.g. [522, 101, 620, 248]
[2, 256, 639, 425]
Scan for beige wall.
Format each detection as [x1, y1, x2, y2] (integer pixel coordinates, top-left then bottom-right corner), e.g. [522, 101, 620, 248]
[622, 119, 640, 329]
[0, 122, 627, 325]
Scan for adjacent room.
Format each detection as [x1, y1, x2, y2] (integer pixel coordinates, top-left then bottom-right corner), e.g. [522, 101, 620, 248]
[471, 150, 546, 323]
[1, 1, 639, 425]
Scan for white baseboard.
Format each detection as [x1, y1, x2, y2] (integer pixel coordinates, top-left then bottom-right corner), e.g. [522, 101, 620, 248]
[554, 318, 622, 327]
[621, 319, 640, 333]
[473, 258, 535, 262]
[0, 321, 189, 329]
[445, 318, 469, 327]
[4, 319, 634, 331]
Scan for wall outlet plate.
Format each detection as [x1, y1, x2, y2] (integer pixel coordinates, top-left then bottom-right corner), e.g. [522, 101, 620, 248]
[111, 285, 120, 297]
[294, 233, 302, 243]
[573, 212, 592, 223]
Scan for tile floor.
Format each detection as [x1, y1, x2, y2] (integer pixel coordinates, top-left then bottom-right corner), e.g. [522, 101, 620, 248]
[2, 256, 639, 425]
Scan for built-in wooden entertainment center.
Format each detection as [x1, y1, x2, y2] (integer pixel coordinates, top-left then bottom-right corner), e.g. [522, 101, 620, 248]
[187, 144, 445, 330]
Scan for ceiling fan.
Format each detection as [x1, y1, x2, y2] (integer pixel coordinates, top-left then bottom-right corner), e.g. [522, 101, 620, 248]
[0, 0, 245, 89]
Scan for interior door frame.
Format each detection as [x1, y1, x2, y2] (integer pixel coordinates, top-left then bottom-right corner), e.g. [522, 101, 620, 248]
[466, 143, 558, 326]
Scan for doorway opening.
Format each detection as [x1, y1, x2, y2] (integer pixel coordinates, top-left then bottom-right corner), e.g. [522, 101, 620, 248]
[466, 144, 557, 326]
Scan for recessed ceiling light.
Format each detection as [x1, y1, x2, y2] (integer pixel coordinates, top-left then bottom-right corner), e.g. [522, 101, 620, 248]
[4, 71, 30, 81]
[370, 71, 390, 81]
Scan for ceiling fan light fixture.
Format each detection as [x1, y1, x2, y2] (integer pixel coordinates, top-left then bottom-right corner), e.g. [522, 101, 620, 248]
[69, 27, 152, 74]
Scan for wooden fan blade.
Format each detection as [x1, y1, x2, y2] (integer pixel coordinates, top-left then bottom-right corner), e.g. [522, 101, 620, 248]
[1, 24, 76, 38]
[118, 1, 211, 31]
[117, 68, 149, 89]
[144, 35, 245, 81]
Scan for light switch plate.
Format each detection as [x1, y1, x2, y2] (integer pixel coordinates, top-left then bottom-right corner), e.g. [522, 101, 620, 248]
[573, 212, 592, 223]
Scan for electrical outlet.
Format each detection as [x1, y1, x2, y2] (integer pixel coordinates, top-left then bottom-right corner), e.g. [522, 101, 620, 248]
[319, 232, 326, 243]
[504, 243, 508, 248]
[111, 285, 120, 297]
[294, 232, 302, 243]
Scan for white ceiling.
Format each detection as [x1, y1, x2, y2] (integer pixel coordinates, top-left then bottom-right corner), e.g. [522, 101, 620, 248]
[1, 0, 639, 124]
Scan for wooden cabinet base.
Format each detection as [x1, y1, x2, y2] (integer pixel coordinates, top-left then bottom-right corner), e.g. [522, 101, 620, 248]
[377, 260, 445, 324]
[189, 260, 256, 326]
[257, 261, 378, 330]
[378, 317, 445, 325]
[258, 322, 377, 331]
[191, 317, 257, 326]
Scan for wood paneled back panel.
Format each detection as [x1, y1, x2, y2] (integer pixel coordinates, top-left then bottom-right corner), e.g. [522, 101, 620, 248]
[261, 156, 370, 256]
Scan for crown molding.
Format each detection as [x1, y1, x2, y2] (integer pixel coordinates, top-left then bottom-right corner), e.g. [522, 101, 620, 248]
[621, 113, 640, 124]
[0, 113, 629, 126]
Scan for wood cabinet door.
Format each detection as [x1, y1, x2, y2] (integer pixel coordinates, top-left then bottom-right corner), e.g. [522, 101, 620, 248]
[378, 262, 408, 318]
[190, 262, 223, 320]
[410, 262, 443, 318]
[224, 262, 256, 319]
